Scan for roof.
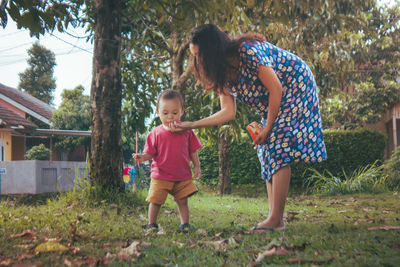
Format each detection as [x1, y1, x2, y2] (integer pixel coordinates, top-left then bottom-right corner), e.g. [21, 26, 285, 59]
[0, 83, 55, 125]
[0, 105, 38, 129]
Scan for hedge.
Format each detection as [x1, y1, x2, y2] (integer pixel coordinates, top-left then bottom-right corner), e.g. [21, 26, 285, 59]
[198, 128, 387, 187]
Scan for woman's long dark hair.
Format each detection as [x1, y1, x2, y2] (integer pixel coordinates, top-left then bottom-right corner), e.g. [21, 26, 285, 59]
[189, 24, 266, 94]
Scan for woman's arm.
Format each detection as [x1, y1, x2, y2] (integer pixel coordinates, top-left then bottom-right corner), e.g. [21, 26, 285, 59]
[253, 65, 283, 145]
[170, 89, 236, 131]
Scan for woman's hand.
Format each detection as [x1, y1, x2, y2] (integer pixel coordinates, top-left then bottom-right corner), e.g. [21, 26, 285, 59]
[169, 121, 194, 133]
[253, 127, 270, 145]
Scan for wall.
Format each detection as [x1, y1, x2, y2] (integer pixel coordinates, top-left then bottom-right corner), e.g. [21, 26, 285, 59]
[0, 130, 12, 161]
[0, 160, 89, 194]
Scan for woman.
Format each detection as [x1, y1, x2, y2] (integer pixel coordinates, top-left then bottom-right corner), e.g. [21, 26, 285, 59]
[170, 24, 327, 232]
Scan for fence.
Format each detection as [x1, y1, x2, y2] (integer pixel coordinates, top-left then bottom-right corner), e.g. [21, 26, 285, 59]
[0, 160, 88, 194]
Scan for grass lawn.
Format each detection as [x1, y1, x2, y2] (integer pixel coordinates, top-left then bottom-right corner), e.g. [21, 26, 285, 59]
[0, 184, 399, 266]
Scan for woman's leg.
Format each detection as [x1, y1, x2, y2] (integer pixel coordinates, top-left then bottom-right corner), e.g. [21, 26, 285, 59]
[258, 165, 291, 229]
[266, 181, 274, 219]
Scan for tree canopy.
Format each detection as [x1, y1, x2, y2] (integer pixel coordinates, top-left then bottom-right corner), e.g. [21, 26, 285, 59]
[51, 85, 91, 152]
[18, 42, 56, 105]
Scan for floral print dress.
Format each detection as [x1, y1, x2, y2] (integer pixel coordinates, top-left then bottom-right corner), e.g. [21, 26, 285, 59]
[227, 40, 327, 182]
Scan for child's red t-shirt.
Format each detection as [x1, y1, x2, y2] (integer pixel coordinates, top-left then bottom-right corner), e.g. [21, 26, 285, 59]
[143, 125, 202, 181]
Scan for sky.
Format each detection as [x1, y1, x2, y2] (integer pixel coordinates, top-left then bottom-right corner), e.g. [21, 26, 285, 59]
[0, 20, 93, 108]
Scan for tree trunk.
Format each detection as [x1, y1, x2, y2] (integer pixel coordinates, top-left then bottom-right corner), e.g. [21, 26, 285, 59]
[90, 0, 124, 190]
[218, 134, 231, 195]
[170, 31, 192, 93]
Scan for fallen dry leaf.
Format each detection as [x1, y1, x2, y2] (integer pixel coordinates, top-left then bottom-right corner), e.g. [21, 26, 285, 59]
[196, 228, 207, 236]
[118, 241, 141, 260]
[250, 245, 292, 266]
[9, 230, 37, 240]
[65, 256, 99, 267]
[16, 253, 35, 261]
[198, 240, 227, 252]
[0, 259, 12, 266]
[34, 241, 68, 254]
[214, 232, 223, 238]
[103, 252, 116, 265]
[64, 258, 72, 267]
[368, 226, 400, 231]
[187, 243, 196, 249]
[69, 246, 81, 255]
[172, 241, 185, 248]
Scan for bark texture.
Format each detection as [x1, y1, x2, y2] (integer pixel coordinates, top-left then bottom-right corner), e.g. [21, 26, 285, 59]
[90, 0, 123, 190]
[218, 134, 231, 195]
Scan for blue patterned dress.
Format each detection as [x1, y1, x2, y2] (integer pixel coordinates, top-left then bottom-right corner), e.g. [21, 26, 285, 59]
[227, 40, 327, 182]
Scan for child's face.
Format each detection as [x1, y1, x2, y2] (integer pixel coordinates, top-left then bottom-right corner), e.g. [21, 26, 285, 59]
[157, 98, 184, 128]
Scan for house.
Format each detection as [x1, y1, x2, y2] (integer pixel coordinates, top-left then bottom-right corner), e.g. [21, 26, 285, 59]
[0, 83, 89, 161]
[367, 103, 400, 159]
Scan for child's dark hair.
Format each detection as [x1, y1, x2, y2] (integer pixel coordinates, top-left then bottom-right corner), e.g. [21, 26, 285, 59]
[156, 89, 185, 111]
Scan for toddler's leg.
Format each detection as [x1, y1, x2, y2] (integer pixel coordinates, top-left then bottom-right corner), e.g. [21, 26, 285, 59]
[175, 197, 189, 225]
[148, 203, 161, 224]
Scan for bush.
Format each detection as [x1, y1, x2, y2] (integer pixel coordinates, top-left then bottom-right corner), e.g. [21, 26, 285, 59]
[305, 161, 389, 195]
[199, 128, 386, 187]
[25, 144, 50, 160]
[291, 128, 386, 186]
[199, 139, 263, 185]
[383, 147, 400, 189]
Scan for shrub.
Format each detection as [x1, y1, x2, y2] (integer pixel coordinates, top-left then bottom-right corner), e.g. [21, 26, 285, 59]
[291, 128, 386, 186]
[199, 128, 386, 187]
[25, 144, 50, 160]
[305, 161, 389, 195]
[199, 140, 263, 185]
[383, 147, 400, 189]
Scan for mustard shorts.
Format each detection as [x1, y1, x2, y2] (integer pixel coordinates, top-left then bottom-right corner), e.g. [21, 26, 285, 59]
[146, 178, 198, 205]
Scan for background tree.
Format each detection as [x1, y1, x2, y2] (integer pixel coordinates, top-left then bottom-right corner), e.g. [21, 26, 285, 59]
[90, 0, 124, 190]
[2, 0, 126, 191]
[18, 42, 56, 105]
[320, 4, 400, 128]
[51, 85, 91, 153]
[122, 0, 257, 194]
[121, 0, 399, 193]
[0, 0, 84, 37]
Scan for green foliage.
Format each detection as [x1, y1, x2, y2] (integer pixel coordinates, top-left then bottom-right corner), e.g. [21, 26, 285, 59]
[306, 162, 389, 195]
[199, 135, 263, 185]
[321, 81, 400, 128]
[51, 86, 91, 152]
[200, 128, 386, 186]
[292, 128, 387, 186]
[0, 0, 85, 37]
[383, 147, 400, 189]
[18, 42, 56, 105]
[25, 144, 50, 160]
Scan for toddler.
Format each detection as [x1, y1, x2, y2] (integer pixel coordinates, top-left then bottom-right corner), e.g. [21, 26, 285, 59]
[133, 89, 202, 233]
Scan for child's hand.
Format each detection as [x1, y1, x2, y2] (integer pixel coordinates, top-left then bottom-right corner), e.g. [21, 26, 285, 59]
[132, 153, 144, 164]
[193, 166, 202, 181]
